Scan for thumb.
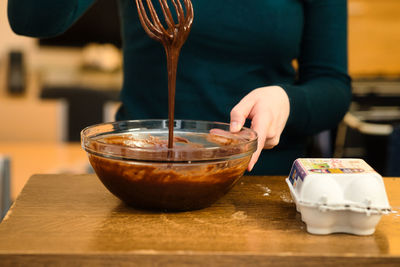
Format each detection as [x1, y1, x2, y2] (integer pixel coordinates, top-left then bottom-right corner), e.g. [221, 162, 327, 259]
[230, 95, 256, 132]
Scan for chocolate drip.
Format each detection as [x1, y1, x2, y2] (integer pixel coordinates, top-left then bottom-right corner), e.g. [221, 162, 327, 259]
[135, 0, 194, 148]
[165, 46, 179, 148]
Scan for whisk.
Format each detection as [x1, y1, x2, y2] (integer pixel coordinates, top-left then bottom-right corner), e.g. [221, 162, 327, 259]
[135, 0, 194, 148]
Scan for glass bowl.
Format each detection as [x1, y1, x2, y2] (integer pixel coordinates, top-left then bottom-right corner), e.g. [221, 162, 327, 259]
[81, 119, 257, 211]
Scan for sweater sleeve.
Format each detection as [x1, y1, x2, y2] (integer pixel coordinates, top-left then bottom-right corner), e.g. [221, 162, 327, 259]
[8, 0, 96, 38]
[281, 0, 352, 136]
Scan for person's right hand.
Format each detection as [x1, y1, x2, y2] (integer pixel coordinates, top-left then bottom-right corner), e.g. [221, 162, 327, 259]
[230, 85, 290, 171]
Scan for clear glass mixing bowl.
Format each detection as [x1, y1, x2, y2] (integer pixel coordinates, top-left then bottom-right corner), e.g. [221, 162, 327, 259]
[81, 119, 257, 211]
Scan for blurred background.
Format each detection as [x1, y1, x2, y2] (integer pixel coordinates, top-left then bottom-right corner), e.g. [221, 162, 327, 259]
[1, 0, 400, 218]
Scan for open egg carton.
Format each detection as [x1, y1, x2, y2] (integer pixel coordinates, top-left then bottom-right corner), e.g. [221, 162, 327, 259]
[286, 158, 391, 235]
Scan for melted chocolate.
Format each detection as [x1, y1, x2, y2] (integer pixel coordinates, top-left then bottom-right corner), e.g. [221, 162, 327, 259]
[88, 153, 249, 211]
[88, 134, 249, 211]
[103, 134, 203, 149]
[135, 0, 194, 148]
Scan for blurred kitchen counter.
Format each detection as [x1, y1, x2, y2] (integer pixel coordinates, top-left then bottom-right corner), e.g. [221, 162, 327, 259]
[31, 46, 122, 91]
[0, 48, 116, 202]
[0, 175, 399, 266]
[0, 142, 88, 201]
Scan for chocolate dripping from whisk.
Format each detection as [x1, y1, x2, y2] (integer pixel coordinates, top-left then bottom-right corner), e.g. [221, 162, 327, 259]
[135, 0, 194, 150]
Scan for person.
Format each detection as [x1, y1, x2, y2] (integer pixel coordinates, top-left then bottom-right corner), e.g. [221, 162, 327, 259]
[7, 0, 351, 175]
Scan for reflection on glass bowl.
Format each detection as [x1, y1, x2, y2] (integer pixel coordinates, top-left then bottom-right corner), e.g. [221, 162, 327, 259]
[81, 120, 257, 211]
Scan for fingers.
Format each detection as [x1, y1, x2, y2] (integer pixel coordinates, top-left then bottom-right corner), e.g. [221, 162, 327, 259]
[229, 86, 290, 172]
[247, 112, 270, 171]
[229, 90, 268, 172]
[263, 118, 282, 149]
[230, 93, 256, 132]
[263, 136, 280, 149]
[248, 153, 258, 172]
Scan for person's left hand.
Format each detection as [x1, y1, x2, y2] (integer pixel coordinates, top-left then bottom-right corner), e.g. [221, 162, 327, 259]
[229, 86, 290, 171]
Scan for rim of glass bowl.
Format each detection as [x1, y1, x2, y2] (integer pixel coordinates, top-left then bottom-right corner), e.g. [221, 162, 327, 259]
[81, 119, 258, 163]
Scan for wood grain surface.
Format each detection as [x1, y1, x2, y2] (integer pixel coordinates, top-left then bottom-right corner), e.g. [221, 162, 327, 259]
[0, 174, 399, 266]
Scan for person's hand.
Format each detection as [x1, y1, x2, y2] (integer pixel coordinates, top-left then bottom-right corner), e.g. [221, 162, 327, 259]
[230, 86, 290, 171]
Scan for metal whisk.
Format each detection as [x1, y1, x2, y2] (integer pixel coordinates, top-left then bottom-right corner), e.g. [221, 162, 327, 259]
[135, 0, 194, 148]
[135, 0, 193, 46]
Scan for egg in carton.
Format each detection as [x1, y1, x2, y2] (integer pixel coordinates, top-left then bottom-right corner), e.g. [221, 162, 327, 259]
[286, 158, 391, 235]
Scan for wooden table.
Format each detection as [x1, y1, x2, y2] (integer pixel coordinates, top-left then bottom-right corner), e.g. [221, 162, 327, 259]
[0, 175, 399, 266]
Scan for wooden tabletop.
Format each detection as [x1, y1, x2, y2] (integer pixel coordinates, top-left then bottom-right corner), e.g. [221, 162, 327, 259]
[0, 174, 399, 266]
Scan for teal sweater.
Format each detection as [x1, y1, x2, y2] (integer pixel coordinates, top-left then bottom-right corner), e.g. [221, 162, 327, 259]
[8, 0, 351, 175]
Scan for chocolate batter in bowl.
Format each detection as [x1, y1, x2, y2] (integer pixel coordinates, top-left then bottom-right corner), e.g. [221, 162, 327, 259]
[81, 120, 257, 211]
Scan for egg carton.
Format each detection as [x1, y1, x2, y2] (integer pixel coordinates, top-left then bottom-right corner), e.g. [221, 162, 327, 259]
[286, 158, 391, 235]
